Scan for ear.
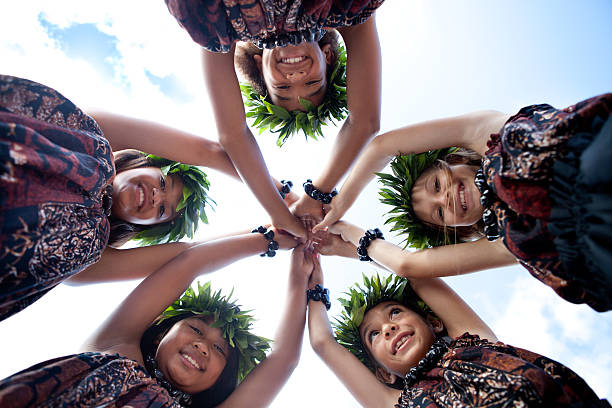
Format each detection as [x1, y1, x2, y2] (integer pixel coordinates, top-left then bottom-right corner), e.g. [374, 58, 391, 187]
[427, 315, 445, 334]
[321, 43, 333, 65]
[375, 366, 397, 385]
[253, 54, 263, 72]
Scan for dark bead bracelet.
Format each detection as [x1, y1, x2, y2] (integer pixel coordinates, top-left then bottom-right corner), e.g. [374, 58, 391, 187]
[303, 179, 338, 204]
[357, 228, 385, 262]
[251, 226, 279, 257]
[279, 180, 293, 199]
[306, 284, 331, 310]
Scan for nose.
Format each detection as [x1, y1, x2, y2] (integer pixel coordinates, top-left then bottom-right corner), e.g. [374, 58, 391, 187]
[382, 322, 397, 338]
[285, 70, 306, 82]
[193, 341, 209, 357]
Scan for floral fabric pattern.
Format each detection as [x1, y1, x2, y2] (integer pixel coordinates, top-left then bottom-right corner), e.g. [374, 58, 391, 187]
[482, 94, 612, 311]
[0, 352, 179, 408]
[397, 333, 605, 408]
[165, 0, 385, 51]
[0, 75, 114, 321]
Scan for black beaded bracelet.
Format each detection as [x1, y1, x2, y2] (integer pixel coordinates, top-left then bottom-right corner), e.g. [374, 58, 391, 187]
[251, 226, 279, 257]
[279, 180, 293, 199]
[357, 228, 385, 262]
[303, 179, 338, 204]
[306, 284, 331, 310]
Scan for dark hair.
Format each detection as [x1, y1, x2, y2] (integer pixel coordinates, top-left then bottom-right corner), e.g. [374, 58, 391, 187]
[140, 314, 240, 407]
[234, 30, 340, 98]
[362, 300, 448, 390]
[417, 148, 485, 243]
[108, 149, 173, 247]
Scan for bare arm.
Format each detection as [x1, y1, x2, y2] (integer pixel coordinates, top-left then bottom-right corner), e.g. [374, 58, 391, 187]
[308, 258, 399, 408]
[329, 221, 517, 279]
[314, 111, 510, 231]
[201, 46, 306, 239]
[410, 278, 497, 342]
[90, 111, 242, 181]
[85, 232, 292, 352]
[218, 247, 311, 408]
[293, 17, 382, 223]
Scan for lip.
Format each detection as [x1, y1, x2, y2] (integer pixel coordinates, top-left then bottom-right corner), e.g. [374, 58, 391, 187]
[277, 57, 310, 71]
[180, 350, 204, 371]
[391, 331, 414, 355]
[457, 182, 468, 213]
[136, 183, 148, 212]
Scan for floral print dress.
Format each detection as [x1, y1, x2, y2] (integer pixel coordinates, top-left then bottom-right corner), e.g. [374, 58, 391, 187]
[0, 75, 114, 321]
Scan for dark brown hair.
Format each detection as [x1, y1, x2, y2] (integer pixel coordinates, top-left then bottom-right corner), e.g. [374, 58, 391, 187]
[108, 149, 172, 247]
[417, 148, 485, 243]
[234, 30, 341, 98]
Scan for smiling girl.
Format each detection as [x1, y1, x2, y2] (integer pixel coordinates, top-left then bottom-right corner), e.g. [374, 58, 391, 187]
[314, 93, 612, 311]
[165, 0, 384, 238]
[0, 231, 310, 407]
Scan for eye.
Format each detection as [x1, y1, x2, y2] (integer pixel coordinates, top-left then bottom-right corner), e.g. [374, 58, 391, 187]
[276, 85, 290, 90]
[159, 204, 165, 218]
[438, 207, 444, 222]
[190, 325, 202, 335]
[434, 177, 440, 192]
[214, 344, 226, 357]
[390, 308, 401, 319]
[306, 79, 321, 86]
[368, 330, 380, 343]
[160, 175, 166, 190]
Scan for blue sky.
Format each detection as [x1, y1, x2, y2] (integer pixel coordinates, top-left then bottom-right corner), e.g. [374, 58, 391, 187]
[1, 1, 611, 406]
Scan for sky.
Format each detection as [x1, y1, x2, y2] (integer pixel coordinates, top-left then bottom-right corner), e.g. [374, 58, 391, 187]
[1, 1, 611, 406]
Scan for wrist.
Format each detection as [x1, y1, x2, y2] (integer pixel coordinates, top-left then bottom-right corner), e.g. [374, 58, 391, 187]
[303, 179, 338, 204]
[306, 284, 331, 310]
[251, 226, 279, 257]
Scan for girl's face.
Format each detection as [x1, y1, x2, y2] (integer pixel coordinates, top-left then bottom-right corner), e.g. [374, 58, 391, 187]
[360, 302, 437, 378]
[111, 167, 184, 225]
[155, 316, 229, 394]
[411, 164, 483, 227]
[255, 42, 333, 111]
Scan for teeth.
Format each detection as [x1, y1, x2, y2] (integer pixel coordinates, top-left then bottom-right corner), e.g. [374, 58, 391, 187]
[138, 186, 144, 208]
[281, 56, 306, 64]
[395, 336, 409, 352]
[459, 189, 466, 211]
[182, 353, 200, 369]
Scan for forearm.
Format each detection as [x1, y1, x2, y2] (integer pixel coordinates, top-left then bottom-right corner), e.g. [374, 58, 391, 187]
[308, 300, 337, 354]
[268, 285, 307, 370]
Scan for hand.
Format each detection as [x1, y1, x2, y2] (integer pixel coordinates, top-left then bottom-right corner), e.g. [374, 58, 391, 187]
[272, 212, 308, 241]
[327, 220, 362, 243]
[314, 230, 356, 258]
[283, 191, 300, 207]
[312, 194, 349, 233]
[289, 245, 315, 289]
[291, 194, 325, 224]
[271, 227, 300, 250]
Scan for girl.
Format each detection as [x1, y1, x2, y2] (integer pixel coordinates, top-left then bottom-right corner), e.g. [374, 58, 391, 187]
[0, 229, 310, 407]
[306, 256, 607, 406]
[313, 94, 612, 311]
[0, 75, 296, 321]
[164, 0, 384, 238]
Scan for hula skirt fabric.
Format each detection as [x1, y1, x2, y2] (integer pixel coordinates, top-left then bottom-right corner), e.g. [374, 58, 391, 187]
[483, 93, 612, 311]
[397, 333, 606, 408]
[0, 352, 178, 407]
[165, 0, 385, 51]
[0, 75, 114, 322]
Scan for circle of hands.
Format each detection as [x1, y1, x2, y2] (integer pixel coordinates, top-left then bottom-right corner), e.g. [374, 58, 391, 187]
[272, 189, 355, 259]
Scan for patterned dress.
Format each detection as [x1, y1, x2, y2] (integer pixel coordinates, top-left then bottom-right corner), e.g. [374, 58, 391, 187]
[0, 352, 179, 407]
[482, 93, 612, 312]
[396, 334, 607, 408]
[165, 0, 385, 52]
[0, 75, 115, 321]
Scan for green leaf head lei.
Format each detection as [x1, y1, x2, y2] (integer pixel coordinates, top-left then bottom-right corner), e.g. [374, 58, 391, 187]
[158, 281, 271, 382]
[240, 44, 348, 147]
[376, 148, 459, 249]
[333, 274, 434, 373]
[133, 154, 215, 246]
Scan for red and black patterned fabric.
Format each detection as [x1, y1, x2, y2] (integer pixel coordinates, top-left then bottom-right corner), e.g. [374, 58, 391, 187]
[0, 75, 115, 321]
[482, 93, 612, 312]
[0, 352, 179, 407]
[397, 333, 607, 408]
[165, 0, 384, 52]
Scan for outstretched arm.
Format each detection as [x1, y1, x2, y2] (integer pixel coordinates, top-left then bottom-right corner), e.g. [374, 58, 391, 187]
[85, 229, 298, 352]
[308, 258, 399, 408]
[328, 221, 516, 279]
[201, 46, 306, 239]
[292, 16, 382, 223]
[218, 246, 312, 408]
[90, 111, 241, 181]
[314, 111, 510, 231]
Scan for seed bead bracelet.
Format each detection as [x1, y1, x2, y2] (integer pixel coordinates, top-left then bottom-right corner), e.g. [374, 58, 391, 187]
[279, 180, 293, 199]
[306, 284, 331, 310]
[251, 226, 279, 257]
[357, 228, 385, 262]
[303, 179, 338, 204]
